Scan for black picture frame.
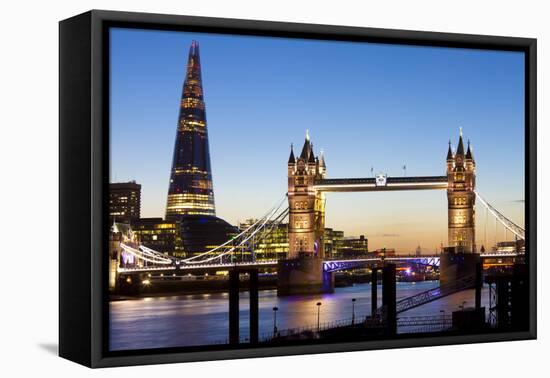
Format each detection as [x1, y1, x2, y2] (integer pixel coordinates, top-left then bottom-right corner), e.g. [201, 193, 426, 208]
[59, 9, 537, 368]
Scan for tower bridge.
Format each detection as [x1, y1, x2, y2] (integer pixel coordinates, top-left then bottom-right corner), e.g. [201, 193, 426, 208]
[112, 129, 524, 297]
[287, 129, 477, 261]
[280, 129, 483, 294]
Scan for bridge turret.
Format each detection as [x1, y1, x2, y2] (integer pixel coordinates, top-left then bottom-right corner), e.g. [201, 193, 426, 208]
[299, 130, 310, 160]
[288, 143, 296, 164]
[465, 140, 475, 172]
[288, 144, 296, 176]
[308, 143, 316, 164]
[318, 149, 327, 177]
[465, 139, 474, 160]
[312, 145, 326, 258]
[455, 128, 465, 160]
[446, 140, 454, 173]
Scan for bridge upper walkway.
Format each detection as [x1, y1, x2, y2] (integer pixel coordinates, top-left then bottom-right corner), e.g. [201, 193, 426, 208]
[314, 176, 448, 192]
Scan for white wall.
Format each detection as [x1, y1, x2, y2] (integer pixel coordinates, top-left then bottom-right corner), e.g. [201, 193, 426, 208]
[0, 0, 547, 376]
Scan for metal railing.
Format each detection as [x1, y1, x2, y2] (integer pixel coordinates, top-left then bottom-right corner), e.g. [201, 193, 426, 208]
[397, 314, 453, 327]
[259, 314, 455, 342]
[395, 274, 476, 314]
[259, 317, 360, 342]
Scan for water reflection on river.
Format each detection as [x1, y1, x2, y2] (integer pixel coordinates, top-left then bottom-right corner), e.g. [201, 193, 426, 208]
[109, 281, 490, 351]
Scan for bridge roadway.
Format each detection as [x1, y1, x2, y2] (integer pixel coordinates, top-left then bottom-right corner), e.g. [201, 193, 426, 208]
[117, 251, 521, 275]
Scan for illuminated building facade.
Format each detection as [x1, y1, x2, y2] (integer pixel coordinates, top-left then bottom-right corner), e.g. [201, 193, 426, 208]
[253, 223, 289, 261]
[446, 129, 476, 252]
[109, 181, 141, 223]
[166, 41, 216, 220]
[337, 235, 369, 258]
[324, 228, 344, 258]
[238, 219, 344, 261]
[131, 218, 178, 255]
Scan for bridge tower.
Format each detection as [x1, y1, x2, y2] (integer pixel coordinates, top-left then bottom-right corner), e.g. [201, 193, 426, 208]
[287, 131, 326, 258]
[280, 131, 331, 295]
[446, 129, 476, 253]
[442, 129, 479, 285]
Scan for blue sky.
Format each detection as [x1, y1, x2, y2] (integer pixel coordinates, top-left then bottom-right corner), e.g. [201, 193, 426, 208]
[110, 27, 525, 252]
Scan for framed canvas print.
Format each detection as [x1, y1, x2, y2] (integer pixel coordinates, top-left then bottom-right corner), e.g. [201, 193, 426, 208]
[59, 10, 537, 368]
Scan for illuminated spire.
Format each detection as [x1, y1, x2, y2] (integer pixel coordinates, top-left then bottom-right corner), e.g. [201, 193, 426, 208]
[319, 149, 326, 168]
[288, 143, 296, 164]
[456, 129, 465, 157]
[446, 140, 454, 161]
[308, 142, 316, 164]
[466, 140, 474, 161]
[300, 130, 311, 160]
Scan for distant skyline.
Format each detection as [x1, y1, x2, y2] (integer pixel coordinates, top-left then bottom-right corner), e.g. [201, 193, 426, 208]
[110, 28, 525, 253]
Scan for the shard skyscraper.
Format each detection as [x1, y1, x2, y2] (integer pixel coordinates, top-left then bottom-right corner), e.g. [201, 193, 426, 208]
[166, 41, 216, 220]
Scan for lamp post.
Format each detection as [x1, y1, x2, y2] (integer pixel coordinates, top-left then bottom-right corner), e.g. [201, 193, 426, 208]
[316, 302, 322, 332]
[272, 306, 278, 336]
[351, 298, 357, 325]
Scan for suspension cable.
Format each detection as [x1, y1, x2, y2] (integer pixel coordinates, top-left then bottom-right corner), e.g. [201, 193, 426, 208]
[120, 243, 172, 265]
[180, 194, 288, 263]
[131, 194, 288, 264]
[138, 245, 174, 262]
[474, 191, 525, 240]
[185, 206, 289, 264]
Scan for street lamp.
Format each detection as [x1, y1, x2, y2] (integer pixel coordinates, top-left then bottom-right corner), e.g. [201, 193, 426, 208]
[316, 302, 322, 332]
[351, 298, 357, 325]
[272, 306, 278, 336]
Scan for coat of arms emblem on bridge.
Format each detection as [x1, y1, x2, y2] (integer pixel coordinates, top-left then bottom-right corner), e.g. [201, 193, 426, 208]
[375, 173, 387, 187]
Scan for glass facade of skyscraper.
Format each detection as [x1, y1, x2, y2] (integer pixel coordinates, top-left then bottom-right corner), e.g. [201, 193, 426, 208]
[166, 41, 216, 220]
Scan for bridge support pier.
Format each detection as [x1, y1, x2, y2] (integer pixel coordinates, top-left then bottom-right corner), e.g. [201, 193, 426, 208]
[229, 269, 239, 345]
[382, 264, 397, 334]
[249, 269, 259, 344]
[228, 269, 260, 345]
[371, 268, 378, 317]
[439, 250, 480, 286]
[277, 256, 334, 296]
[475, 262, 482, 310]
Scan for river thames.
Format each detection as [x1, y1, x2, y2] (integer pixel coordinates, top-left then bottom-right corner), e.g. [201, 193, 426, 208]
[109, 281, 490, 351]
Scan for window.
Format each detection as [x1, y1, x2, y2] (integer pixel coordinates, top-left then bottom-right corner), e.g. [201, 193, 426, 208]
[454, 197, 467, 206]
[454, 215, 466, 224]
